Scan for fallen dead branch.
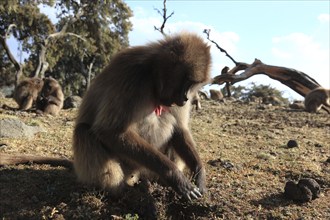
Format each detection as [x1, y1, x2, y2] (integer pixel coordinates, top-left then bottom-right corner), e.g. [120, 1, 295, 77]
[0, 153, 73, 168]
[213, 59, 321, 97]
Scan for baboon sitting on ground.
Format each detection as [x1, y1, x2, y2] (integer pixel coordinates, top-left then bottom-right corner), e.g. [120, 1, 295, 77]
[36, 77, 64, 116]
[13, 77, 44, 110]
[304, 87, 330, 114]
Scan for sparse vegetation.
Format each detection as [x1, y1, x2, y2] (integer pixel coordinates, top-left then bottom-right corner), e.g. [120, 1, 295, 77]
[0, 96, 329, 219]
[223, 83, 289, 104]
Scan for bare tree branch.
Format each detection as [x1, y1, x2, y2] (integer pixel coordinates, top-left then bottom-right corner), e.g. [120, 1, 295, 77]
[33, 4, 87, 78]
[203, 29, 238, 65]
[154, 0, 174, 36]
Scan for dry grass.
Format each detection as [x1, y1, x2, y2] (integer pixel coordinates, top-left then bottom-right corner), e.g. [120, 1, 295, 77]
[0, 97, 329, 219]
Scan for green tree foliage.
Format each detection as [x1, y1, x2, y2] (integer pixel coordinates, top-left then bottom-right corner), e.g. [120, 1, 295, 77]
[221, 85, 247, 99]
[0, 1, 55, 83]
[50, 0, 132, 96]
[0, 0, 132, 96]
[0, 48, 16, 86]
[222, 83, 289, 104]
[245, 83, 289, 104]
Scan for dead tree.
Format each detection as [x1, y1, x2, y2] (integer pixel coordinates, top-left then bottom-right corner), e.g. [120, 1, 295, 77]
[204, 29, 322, 98]
[204, 29, 235, 97]
[33, 6, 86, 78]
[154, 0, 174, 36]
[213, 59, 320, 97]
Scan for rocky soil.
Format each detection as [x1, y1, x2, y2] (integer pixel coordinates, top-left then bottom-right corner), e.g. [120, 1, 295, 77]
[0, 97, 329, 219]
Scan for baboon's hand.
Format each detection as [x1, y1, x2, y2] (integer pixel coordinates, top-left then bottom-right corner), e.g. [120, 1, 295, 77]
[172, 170, 203, 201]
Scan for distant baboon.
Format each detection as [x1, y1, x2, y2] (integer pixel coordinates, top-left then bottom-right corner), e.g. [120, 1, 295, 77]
[13, 77, 44, 110]
[36, 77, 64, 116]
[73, 33, 211, 201]
[221, 66, 231, 97]
[304, 87, 330, 114]
[191, 93, 202, 110]
[262, 96, 282, 106]
[198, 91, 209, 100]
[289, 100, 305, 110]
[209, 89, 223, 101]
[248, 95, 261, 103]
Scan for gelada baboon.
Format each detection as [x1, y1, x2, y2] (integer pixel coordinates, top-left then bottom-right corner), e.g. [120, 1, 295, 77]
[191, 93, 202, 110]
[209, 89, 223, 101]
[13, 77, 44, 110]
[36, 77, 64, 115]
[73, 32, 211, 200]
[262, 96, 282, 106]
[304, 87, 330, 114]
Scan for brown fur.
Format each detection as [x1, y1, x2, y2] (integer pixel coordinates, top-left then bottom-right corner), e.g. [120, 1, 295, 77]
[209, 89, 223, 101]
[73, 33, 211, 200]
[36, 77, 64, 116]
[13, 77, 44, 110]
[304, 87, 330, 114]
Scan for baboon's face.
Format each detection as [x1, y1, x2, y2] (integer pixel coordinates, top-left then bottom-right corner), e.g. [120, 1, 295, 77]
[32, 78, 44, 91]
[41, 78, 57, 96]
[157, 65, 196, 107]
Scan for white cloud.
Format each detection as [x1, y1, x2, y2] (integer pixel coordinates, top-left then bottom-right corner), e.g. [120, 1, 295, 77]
[132, 6, 147, 17]
[129, 15, 239, 50]
[272, 33, 328, 62]
[128, 16, 164, 45]
[271, 48, 291, 59]
[318, 13, 330, 23]
[271, 33, 329, 91]
[128, 15, 241, 79]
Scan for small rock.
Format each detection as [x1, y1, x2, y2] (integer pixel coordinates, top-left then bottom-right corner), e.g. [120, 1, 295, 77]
[0, 118, 45, 139]
[207, 159, 235, 170]
[63, 95, 82, 109]
[287, 140, 298, 148]
[326, 157, 330, 163]
[0, 143, 7, 149]
[314, 143, 323, 148]
[257, 106, 266, 110]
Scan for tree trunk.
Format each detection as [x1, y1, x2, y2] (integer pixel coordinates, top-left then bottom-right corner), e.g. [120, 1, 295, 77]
[33, 44, 48, 78]
[0, 26, 23, 87]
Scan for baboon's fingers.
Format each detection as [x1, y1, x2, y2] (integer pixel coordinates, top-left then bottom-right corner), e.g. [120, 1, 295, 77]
[186, 187, 202, 201]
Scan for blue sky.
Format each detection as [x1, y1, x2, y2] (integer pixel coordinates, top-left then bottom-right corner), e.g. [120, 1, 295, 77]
[125, 0, 329, 100]
[8, 1, 329, 100]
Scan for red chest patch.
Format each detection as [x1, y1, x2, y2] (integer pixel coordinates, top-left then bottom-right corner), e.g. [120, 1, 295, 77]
[154, 105, 168, 116]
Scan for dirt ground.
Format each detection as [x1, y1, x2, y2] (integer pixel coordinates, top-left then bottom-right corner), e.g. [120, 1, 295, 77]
[0, 97, 329, 220]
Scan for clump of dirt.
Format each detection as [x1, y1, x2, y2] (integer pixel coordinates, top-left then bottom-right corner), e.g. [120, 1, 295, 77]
[1, 97, 329, 219]
[284, 178, 321, 203]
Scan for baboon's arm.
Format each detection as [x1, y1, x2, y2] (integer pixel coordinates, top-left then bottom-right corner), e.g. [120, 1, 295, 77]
[170, 128, 206, 193]
[97, 128, 202, 200]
